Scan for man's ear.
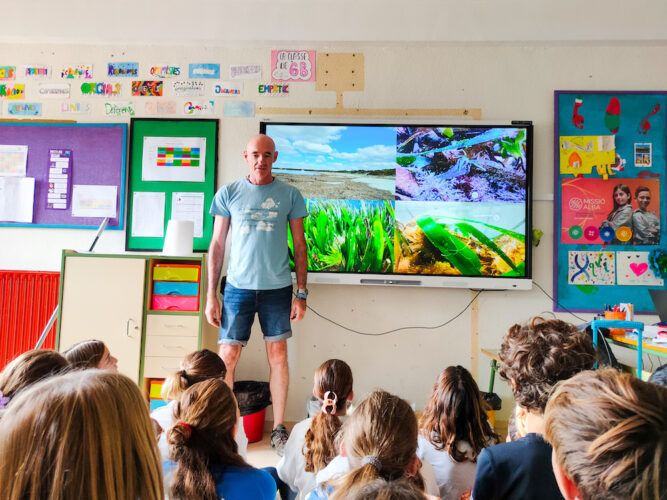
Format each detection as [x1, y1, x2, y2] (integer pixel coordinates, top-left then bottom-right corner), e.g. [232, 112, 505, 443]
[551, 449, 582, 500]
[273, 151, 279, 161]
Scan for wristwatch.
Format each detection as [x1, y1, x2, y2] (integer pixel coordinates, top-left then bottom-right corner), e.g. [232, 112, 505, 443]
[295, 288, 308, 300]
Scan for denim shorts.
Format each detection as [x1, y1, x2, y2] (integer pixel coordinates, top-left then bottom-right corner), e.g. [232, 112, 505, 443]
[219, 282, 293, 346]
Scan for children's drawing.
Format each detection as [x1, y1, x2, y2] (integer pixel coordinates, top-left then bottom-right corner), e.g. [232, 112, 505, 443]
[142, 137, 206, 183]
[567, 251, 615, 285]
[131, 80, 163, 97]
[559, 135, 618, 177]
[183, 100, 214, 116]
[61, 64, 93, 79]
[0, 66, 16, 80]
[638, 103, 661, 135]
[81, 82, 122, 97]
[271, 50, 316, 82]
[188, 63, 220, 79]
[616, 251, 664, 286]
[0, 83, 25, 100]
[572, 96, 584, 129]
[604, 97, 621, 134]
[107, 62, 139, 77]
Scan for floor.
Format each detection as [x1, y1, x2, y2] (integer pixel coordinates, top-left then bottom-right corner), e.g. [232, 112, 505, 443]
[246, 430, 281, 469]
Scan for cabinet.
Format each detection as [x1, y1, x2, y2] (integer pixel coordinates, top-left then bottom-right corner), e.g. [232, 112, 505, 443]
[57, 251, 206, 384]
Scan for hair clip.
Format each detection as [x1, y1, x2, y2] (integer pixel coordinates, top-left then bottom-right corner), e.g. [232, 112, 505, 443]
[321, 390, 338, 415]
[0, 391, 9, 410]
[361, 455, 382, 471]
[176, 420, 192, 438]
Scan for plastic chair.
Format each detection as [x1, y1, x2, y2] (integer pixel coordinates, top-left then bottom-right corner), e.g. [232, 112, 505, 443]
[590, 319, 644, 378]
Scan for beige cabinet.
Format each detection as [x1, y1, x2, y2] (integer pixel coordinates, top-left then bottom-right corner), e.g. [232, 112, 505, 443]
[57, 252, 205, 384]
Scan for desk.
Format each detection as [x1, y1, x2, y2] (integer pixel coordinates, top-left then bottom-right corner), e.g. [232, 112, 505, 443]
[608, 334, 667, 359]
[480, 348, 500, 393]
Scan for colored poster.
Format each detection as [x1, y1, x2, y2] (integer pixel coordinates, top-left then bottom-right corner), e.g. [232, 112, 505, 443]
[8, 102, 42, 116]
[270, 50, 316, 82]
[61, 102, 91, 114]
[616, 251, 664, 286]
[223, 100, 255, 117]
[145, 101, 177, 115]
[61, 64, 93, 79]
[0, 145, 28, 176]
[183, 100, 214, 116]
[46, 149, 72, 210]
[258, 83, 289, 95]
[230, 64, 261, 80]
[107, 62, 139, 77]
[0, 66, 16, 80]
[212, 80, 242, 96]
[567, 251, 615, 285]
[188, 63, 220, 79]
[149, 64, 182, 78]
[131, 80, 163, 96]
[23, 65, 50, 78]
[142, 136, 206, 183]
[81, 82, 122, 97]
[39, 83, 70, 98]
[104, 101, 135, 117]
[172, 80, 205, 97]
[561, 177, 660, 245]
[559, 135, 617, 177]
[0, 83, 25, 100]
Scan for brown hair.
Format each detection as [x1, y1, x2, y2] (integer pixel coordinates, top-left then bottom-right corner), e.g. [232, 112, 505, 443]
[0, 349, 69, 400]
[62, 339, 106, 369]
[0, 370, 163, 500]
[167, 378, 248, 500]
[332, 390, 423, 499]
[419, 365, 498, 462]
[348, 478, 427, 500]
[498, 317, 596, 413]
[161, 349, 227, 400]
[545, 369, 667, 500]
[304, 359, 353, 472]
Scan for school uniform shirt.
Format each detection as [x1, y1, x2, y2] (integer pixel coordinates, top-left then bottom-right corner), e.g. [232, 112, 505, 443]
[163, 460, 275, 500]
[151, 400, 248, 459]
[277, 417, 317, 499]
[471, 433, 562, 500]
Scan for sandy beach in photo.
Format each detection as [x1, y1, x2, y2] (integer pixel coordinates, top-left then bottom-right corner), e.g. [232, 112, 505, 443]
[276, 171, 394, 199]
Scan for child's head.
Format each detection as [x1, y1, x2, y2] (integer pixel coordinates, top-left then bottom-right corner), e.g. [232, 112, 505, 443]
[333, 390, 421, 499]
[0, 349, 69, 403]
[167, 378, 246, 500]
[649, 364, 667, 387]
[0, 370, 163, 500]
[304, 359, 354, 472]
[348, 478, 428, 500]
[545, 369, 667, 500]
[419, 365, 497, 461]
[62, 339, 118, 371]
[499, 317, 596, 414]
[635, 186, 653, 211]
[612, 183, 632, 210]
[161, 349, 227, 400]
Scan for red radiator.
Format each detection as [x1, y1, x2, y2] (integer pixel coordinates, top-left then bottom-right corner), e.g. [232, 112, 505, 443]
[0, 271, 60, 369]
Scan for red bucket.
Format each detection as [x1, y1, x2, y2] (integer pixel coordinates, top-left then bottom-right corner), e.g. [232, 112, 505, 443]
[242, 407, 266, 443]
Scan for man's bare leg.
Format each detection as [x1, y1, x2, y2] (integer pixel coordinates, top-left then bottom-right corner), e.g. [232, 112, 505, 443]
[219, 343, 242, 389]
[265, 339, 288, 427]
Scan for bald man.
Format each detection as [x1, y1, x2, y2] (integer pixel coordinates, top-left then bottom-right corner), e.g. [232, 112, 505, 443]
[206, 134, 308, 455]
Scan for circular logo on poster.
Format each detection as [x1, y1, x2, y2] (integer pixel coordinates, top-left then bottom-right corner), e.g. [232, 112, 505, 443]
[583, 226, 599, 241]
[568, 225, 583, 240]
[616, 226, 633, 242]
[569, 198, 584, 210]
[599, 226, 615, 242]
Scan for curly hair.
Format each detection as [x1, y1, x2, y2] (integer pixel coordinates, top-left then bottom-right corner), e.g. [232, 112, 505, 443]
[545, 369, 667, 500]
[498, 317, 596, 412]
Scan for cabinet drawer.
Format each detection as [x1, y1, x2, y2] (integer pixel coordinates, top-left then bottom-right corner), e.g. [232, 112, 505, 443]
[143, 356, 184, 379]
[151, 295, 199, 311]
[153, 264, 200, 282]
[145, 335, 199, 357]
[146, 314, 199, 337]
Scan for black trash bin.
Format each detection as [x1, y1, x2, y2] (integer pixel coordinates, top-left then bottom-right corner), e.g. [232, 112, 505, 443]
[233, 381, 271, 443]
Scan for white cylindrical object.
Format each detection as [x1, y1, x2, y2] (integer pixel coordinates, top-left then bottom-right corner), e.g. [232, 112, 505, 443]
[163, 219, 194, 256]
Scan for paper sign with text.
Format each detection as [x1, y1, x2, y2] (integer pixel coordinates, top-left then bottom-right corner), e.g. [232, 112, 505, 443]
[271, 50, 315, 82]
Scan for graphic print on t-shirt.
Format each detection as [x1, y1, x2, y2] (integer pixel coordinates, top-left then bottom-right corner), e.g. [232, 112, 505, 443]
[240, 197, 280, 234]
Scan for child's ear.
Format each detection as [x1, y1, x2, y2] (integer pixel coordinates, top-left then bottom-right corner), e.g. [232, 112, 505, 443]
[347, 390, 354, 401]
[405, 455, 421, 477]
[551, 450, 582, 500]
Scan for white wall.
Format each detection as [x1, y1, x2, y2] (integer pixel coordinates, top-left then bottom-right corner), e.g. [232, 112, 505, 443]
[0, 41, 662, 423]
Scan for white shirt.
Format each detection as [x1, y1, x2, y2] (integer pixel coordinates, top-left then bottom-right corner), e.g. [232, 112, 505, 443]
[151, 400, 248, 459]
[417, 435, 479, 500]
[277, 418, 316, 499]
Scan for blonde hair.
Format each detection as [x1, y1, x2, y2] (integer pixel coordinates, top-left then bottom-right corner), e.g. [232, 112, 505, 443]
[332, 390, 422, 499]
[545, 369, 667, 500]
[161, 349, 227, 400]
[304, 359, 353, 472]
[0, 370, 163, 500]
[0, 349, 68, 400]
[62, 339, 106, 369]
[167, 378, 248, 500]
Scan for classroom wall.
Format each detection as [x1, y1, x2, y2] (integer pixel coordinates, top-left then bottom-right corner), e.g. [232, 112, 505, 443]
[0, 41, 662, 424]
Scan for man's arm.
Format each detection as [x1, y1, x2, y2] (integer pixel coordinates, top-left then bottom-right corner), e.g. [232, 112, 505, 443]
[289, 217, 307, 321]
[205, 215, 231, 327]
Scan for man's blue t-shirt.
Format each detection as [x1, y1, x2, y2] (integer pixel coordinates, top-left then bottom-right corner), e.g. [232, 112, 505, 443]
[210, 177, 307, 290]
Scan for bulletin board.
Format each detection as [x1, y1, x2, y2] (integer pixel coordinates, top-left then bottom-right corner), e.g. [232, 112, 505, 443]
[0, 123, 127, 229]
[554, 91, 667, 314]
[126, 118, 218, 251]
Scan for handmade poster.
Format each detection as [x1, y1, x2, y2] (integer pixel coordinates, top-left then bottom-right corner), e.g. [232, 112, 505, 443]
[567, 251, 615, 285]
[0, 176, 34, 222]
[23, 65, 50, 78]
[172, 192, 205, 238]
[71, 185, 117, 218]
[104, 101, 135, 117]
[616, 251, 664, 286]
[223, 100, 255, 117]
[81, 82, 122, 97]
[131, 191, 164, 237]
[107, 62, 139, 77]
[172, 80, 205, 97]
[559, 135, 617, 177]
[131, 80, 163, 97]
[258, 83, 289, 95]
[213, 81, 242, 96]
[188, 63, 220, 79]
[149, 64, 182, 78]
[0, 83, 25, 100]
[142, 136, 206, 183]
[0, 66, 16, 80]
[561, 177, 660, 245]
[183, 100, 214, 116]
[38, 83, 70, 98]
[46, 149, 71, 210]
[230, 64, 261, 80]
[0, 145, 28, 176]
[61, 102, 92, 114]
[61, 64, 93, 79]
[271, 50, 316, 81]
[8, 103, 42, 116]
[145, 101, 177, 115]
[634, 143, 652, 167]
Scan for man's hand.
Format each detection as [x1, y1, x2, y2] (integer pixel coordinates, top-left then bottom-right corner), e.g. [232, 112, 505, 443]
[290, 298, 306, 321]
[205, 296, 221, 328]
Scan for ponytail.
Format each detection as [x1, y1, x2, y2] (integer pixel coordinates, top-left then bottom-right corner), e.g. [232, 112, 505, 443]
[304, 411, 343, 472]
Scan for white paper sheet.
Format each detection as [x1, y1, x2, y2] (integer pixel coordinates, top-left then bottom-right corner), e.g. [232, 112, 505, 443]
[0, 145, 28, 177]
[0, 176, 35, 222]
[172, 192, 204, 238]
[132, 191, 165, 237]
[71, 185, 117, 218]
[142, 136, 206, 183]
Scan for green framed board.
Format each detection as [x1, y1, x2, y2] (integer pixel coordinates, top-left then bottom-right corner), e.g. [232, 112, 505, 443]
[126, 118, 218, 251]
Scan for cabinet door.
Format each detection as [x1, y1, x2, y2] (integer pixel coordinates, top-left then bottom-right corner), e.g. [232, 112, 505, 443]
[59, 256, 146, 382]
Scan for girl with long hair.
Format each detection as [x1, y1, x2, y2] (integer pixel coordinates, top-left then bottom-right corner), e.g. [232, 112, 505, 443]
[418, 365, 498, 499]
[62, 339, 118, 371]
[277, 359, 354, 499]
[601, 183, 633, 243]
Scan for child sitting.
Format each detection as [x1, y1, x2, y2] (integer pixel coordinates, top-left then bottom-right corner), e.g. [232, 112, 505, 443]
[277, 359, 353, 499]
[164, 378, 276, 500]
[418, 365, 498, 499]
[545, 368, 667, 500]
[62, 339, 118, 371]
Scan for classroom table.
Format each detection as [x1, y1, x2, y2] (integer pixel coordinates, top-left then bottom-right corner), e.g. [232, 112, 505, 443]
[608, 334, 667, 359]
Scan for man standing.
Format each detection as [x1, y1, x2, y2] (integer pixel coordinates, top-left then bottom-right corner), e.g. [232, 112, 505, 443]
[206, 134, 308, 455]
